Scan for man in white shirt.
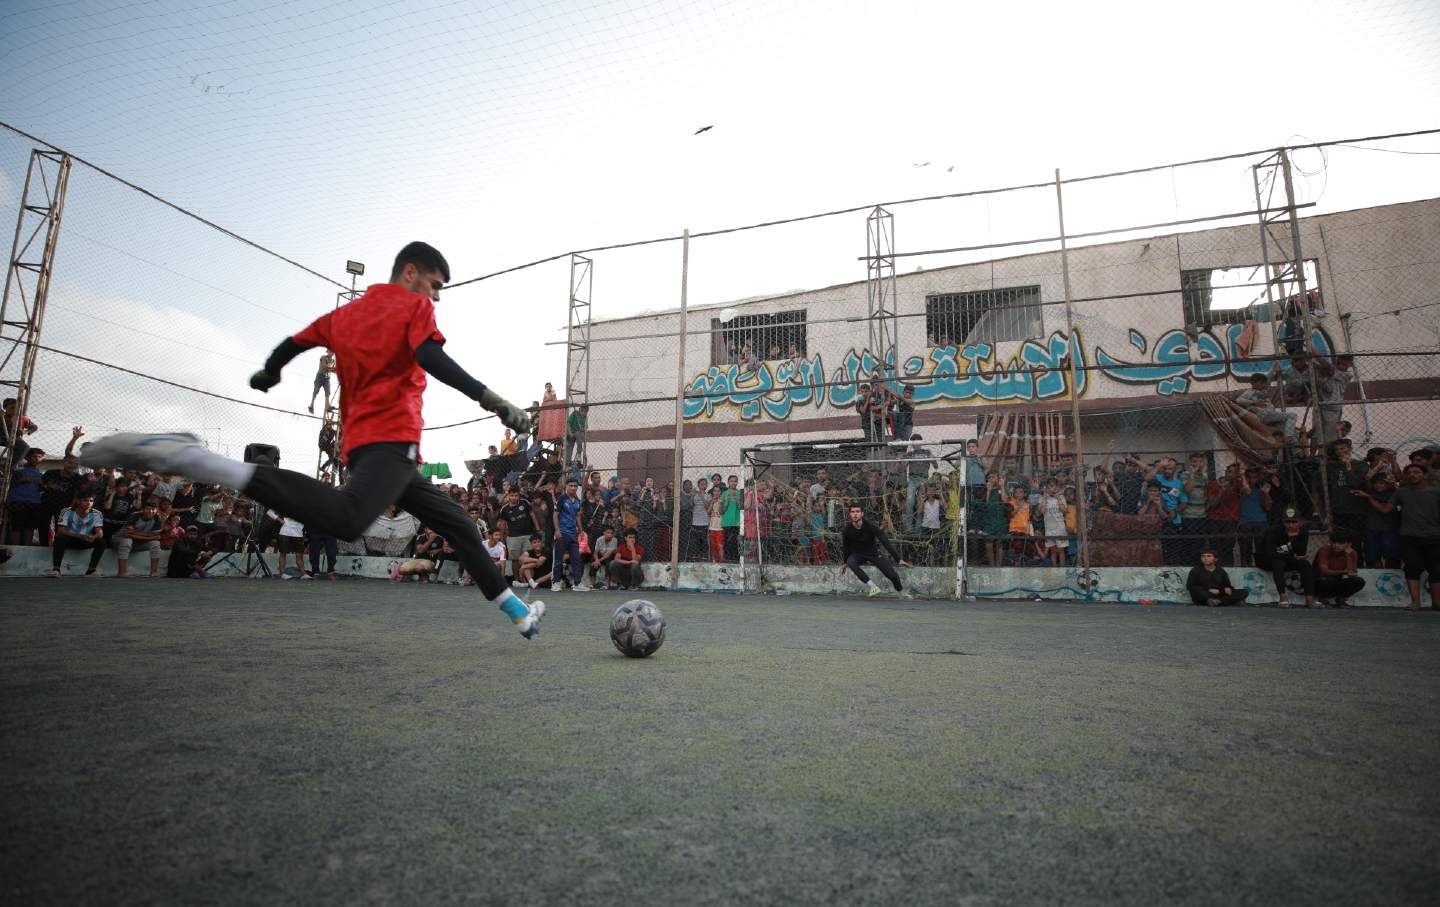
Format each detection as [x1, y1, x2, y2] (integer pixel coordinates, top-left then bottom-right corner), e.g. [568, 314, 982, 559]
[277, 514, 309, 580]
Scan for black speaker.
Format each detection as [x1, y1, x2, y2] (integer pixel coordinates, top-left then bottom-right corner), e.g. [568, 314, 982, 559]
[243, 443, 281, 468]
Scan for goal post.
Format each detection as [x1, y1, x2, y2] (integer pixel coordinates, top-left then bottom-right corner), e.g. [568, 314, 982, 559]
[740, 438, 976, 598]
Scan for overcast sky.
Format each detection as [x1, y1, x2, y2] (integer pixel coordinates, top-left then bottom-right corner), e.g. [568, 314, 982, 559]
[2, 0, 1438, 473]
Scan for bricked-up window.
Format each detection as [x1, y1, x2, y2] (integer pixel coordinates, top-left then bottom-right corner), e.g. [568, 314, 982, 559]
[926, 286, 1042, 348]
[711, 309, 807, 368]
[1181, 260, 1321, 328]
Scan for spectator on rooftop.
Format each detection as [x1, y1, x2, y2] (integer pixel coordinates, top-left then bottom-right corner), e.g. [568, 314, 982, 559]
[499, 429, 518, 457]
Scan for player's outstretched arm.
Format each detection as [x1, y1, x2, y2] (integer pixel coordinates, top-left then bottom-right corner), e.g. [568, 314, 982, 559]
[250, 337, 317, 392]
[414, 339, 530, 433]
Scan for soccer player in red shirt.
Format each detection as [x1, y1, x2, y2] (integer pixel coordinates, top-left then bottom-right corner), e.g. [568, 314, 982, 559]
[79, 242, 545, 638]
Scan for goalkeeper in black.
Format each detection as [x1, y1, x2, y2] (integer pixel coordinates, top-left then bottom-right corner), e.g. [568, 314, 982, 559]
[839, 504, 915, 599]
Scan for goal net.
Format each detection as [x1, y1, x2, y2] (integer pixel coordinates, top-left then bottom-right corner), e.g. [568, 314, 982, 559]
[741, 438, 974, 598]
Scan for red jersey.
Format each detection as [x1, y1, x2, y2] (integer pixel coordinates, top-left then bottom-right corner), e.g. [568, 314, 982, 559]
[292, 284, 444, 460]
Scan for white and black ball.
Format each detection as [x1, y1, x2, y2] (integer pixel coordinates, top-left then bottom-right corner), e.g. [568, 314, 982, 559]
[610, 600, 666, 658]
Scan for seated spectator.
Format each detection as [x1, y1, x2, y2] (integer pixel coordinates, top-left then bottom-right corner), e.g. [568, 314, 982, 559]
[518, 534, 553, 589]
[1313, 534, 1365, 608]
[1186, 549, 1249, 607]
[612, 529, 645, 590]
[166, 526, 213, 579]
[590, 525, 618, 587]
[482, 528, 508, 585]
[1263, 508, 1314, 608]
[47, 492, 105, 576]
[1235, 373, 1297, 443]
[115, 499, 166, 577]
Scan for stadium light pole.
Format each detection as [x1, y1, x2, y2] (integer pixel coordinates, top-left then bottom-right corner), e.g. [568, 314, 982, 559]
[668, 229, 690, 590]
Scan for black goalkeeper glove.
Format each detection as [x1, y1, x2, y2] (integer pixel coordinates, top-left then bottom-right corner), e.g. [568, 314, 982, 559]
[478, 386, 531, 434]
[249, 369, 281, 392]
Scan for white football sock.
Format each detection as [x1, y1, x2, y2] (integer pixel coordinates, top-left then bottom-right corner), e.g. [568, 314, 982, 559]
[173, 446, 256, 490]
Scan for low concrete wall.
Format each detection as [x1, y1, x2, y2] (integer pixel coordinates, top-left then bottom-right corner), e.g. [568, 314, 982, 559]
[0, 545, 1414, 608]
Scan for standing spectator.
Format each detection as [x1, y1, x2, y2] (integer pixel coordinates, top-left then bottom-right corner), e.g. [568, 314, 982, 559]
[891, 386, 915, 443]
[115, 499, 164, 578]
[47, 492, 105, 576]
[1186, 549, 1249, 607]
[1114, 458, 1144, 515]
[1037, 479, 1068, 566]
[688, 478, 710, 561]
[276, 516, 310, 580]
[1313, 534, 1365, 607]
[612, 529, 645, 590]
[551, 479, 586, 591]
[982, 474, 1008, 566]
[1313, 354, 1354, 445]
[166, 526, 213, 578]
[1408, 449, 1440, 489]
[1177, 453, 1210, 566]
[742, 481, 767, 560]
[565, 404, 588, 466]
[1355, 473, 1402, 568]
[721, 475, 742, 561]
[706, 486, 725, 562]
[308, 530, 339, 580]
[1263, 508, 1314, 608]
[308, 349, 336, 415]
[498, 489, 535, 581]
[171, 480, 200, 526]
[499, 429, 518, 457]
[1206, 463, 1242, 566]
[7, 447, 46, 545]
[1325, 438, 1370, 559]
[1390, 464, 1440, 610]
[1, 397, 38, 461]
[39, 427, 89, 526]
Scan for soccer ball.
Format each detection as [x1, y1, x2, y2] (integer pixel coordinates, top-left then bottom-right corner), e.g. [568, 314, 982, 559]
[610, 600, 666, 658]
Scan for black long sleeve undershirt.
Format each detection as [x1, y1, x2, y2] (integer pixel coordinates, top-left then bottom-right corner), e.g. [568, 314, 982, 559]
[414, 339, 488, 402]
[263, 337, 489, 404]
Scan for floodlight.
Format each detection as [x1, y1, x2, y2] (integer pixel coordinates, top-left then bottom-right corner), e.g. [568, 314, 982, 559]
[346, 260, 365, 276]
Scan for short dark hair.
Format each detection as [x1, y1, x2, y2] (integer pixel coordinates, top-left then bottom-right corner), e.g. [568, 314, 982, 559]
[390, 241, 450, 282]
[624, 530, 638, 539]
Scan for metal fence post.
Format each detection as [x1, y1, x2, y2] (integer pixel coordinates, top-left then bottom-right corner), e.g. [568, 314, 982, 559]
[1054, 169, 1090, 573]
[668, 229, 690, 590]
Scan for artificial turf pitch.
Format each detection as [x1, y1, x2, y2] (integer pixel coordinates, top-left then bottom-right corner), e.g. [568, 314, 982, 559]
[2, 580, 1438, 905]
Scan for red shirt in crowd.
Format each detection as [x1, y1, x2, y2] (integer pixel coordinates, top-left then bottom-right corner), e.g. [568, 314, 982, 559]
[617, 542, 644, 563]
[292, 284, 445, 461]
[1313, 545, 1357, 576]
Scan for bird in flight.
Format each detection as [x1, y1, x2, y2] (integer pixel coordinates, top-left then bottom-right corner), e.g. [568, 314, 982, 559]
[694, 125, 714, 135]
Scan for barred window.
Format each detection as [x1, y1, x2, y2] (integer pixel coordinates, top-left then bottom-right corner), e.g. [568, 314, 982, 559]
[925, 286, 1042, 348]
[1181, 260, 1321, 328]
[711, 309, 807, 368]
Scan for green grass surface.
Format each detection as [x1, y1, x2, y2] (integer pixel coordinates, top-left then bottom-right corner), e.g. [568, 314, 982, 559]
[3, 579, 1439, 905]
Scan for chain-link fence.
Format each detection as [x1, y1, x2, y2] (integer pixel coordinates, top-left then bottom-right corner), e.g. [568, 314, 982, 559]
[4, 122, 1438, 596]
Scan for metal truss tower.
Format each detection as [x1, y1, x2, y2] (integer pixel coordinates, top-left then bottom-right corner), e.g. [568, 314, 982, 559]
[1251, 147, 1330, 518]
[0, 149, 72, 512]
[865, 206, 898, 378]
[565, 253, 593, 461]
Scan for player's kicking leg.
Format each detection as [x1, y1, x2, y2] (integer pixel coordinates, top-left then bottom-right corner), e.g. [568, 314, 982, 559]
[79, 432, 543, 637]
[395, 474, 543, 638]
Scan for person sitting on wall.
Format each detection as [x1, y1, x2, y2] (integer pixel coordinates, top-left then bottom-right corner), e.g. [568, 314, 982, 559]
[1312, 532, 1365, 608]
[166, 525, 214, 579]
[1185, 548, 1249, 607]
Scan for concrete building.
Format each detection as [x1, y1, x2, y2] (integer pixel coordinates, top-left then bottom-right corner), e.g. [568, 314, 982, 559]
[578, 197, 1440, 481]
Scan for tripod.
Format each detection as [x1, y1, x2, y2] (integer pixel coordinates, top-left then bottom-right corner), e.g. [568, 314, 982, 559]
[207, 517, 274, 578]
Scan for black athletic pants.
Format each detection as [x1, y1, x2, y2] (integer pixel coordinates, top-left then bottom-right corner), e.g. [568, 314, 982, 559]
[52, 536, 105, 572]
[244, 442, 507, 600]
[1315, 575, 1365, 601]
[1271, 555, 1314, 595]
[308, 534, 338, 574]
[847, 551, 902, 591]
[1188, 589, 1249, 606]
